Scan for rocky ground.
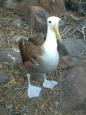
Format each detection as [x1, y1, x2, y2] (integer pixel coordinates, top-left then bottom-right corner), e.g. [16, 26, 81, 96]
[0, 8, 86, 115]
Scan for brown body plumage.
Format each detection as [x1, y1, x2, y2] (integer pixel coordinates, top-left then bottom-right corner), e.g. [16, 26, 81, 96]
[19, 38, 43, 71]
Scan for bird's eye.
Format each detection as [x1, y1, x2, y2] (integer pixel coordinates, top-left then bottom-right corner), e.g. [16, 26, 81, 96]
[49, 21, 51, 23]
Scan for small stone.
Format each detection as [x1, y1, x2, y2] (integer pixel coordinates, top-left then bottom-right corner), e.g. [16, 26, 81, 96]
[12, 18, 23, 27]
[0, 71, 9, 84]
[55, 101, 59, 106]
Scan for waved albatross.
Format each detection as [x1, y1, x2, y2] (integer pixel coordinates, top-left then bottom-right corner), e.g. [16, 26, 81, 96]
[19, 16, 62, 98]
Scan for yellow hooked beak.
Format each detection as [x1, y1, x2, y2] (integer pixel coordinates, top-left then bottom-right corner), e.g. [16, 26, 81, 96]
[53, 24, 62, 43]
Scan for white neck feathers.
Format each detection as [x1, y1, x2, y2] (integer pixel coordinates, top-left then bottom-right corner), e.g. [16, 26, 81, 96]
[43, 26, 57, 52]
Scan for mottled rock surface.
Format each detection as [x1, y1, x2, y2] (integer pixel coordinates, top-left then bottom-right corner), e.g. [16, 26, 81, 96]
[4, 0, 64, 37]
[4, 0, 65, 15]
[15, 6, 49, 38]
[63, 38, 86, 56]
[0, 48, 22, 66]
[59, 65, 86, 112]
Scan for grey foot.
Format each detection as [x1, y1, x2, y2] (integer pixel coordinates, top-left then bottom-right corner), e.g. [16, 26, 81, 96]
[27, 74, 42, 98]
[27, 84, 42, 98]
[43, 77, 58, 89]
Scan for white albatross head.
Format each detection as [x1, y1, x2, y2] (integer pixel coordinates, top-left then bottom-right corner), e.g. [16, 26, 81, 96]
[47, 16, 62, 42]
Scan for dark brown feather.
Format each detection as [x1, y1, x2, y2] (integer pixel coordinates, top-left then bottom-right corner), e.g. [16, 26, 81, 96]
[29, 34, 45, 45]
[19, 38, 43, 68]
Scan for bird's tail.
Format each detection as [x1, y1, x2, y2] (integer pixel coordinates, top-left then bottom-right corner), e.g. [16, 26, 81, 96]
[19, 37, 29, 63]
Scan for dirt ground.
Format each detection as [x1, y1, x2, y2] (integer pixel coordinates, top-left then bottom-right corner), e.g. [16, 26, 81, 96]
[0, 8, 86, 115]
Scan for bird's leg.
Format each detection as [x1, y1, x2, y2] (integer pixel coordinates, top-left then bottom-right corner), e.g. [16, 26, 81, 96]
[27, 73, 42, 98]
[27, 73, 31, 85]
[43, 74, 58, 89]
[30, 58, 39, 66]
[30, 72, 45, 82]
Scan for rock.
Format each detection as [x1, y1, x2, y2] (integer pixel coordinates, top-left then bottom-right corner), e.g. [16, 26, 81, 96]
[64, 0, 86, 15]
[63, 38, 86, 56]
[60, 55, 86, 68]
[0, 48, 22, 66]
[59, 55, 79, 69]
[59, 65, 86, 111]
[4, 0, 64, 38]
[4, 0, 18, 9]
[9, 0, 64, 15]
[12, 18, 24, 27]
[15, 5, 49, 37]
[4, 0, 65, 15]
[58, 40, 69, 56]
[0, 71, 9, 84]
[39, 0, 65, 15]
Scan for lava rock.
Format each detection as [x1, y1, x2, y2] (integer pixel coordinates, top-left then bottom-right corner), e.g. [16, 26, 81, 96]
[9, 0, 64, 15]
[15, 6, 49, 37]
[59, 65, 86, 111]
[39, 0, 64, 15]
[4, 0, 64, 38]
[59, 55, 86, 70]
[64, 0, 86, 15]
[4, 0, 18, 9]
[63, 38, 86, 56]
[0, 48, 22, 66]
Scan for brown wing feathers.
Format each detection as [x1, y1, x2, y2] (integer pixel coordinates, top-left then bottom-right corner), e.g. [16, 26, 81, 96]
[19, 38, 42, 66]
[19, 38, 30, 63]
